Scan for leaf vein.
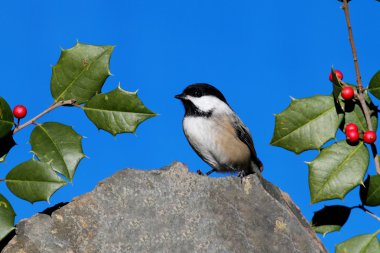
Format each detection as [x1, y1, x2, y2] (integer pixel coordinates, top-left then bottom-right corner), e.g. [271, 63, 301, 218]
[272, 105, 336, 145]
[54, 47, 111, 102]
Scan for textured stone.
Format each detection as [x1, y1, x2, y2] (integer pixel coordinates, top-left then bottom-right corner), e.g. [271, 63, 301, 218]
[2, 162, 327, 253]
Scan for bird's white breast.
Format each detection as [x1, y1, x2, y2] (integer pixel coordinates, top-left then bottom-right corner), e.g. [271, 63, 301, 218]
[183, 117, 220, 166]
[183, 114, 252, 172]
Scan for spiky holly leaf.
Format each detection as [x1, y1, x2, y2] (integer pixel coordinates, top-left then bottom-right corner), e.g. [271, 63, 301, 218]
[30, 122, 85, 181]
[311, 205, 351, 235]
[369, 70, 380, 100]
[308, 140, 369, 203]
[360, 175, 380, 206]
[336, 232, 380, 253]
[50, 42, 114, 104]
[0, 194, 15, 241]
[331, 67, 345, 100]
[83, 86, 157, 135]
[0, 131, 16, 163]
[5, 160, 67, 203]
[0, 96, 13, 138]
[340, 100, 378, 132]
[270, 95, 342, 154]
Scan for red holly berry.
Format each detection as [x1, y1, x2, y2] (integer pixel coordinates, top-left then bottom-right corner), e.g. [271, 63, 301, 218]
[345, 123, 358, 133]
[363, 131, 377, 144]
[341, 86, 355, 100]
[329, 70, 344, 82]
[346, 130, 360, 144]
[13, 105, 27, 119]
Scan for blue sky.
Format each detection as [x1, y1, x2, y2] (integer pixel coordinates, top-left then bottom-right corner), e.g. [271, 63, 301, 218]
[0, 0, 379, 251]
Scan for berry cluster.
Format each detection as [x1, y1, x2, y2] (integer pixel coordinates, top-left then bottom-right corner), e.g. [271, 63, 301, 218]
[331, 70, 377, 145]
[345, 123, 376, 144]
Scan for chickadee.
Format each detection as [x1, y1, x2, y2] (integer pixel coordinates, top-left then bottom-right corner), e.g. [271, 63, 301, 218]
[175, 83, 263, 177]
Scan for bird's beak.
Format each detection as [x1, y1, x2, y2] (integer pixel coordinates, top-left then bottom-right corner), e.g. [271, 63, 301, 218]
[175, 93, 185, 100]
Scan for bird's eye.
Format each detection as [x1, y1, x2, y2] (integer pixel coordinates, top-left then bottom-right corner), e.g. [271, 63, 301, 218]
[194, 90, 201, 97]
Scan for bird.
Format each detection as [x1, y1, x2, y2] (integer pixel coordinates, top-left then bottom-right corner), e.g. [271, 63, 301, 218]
[175, 83, 263, 178]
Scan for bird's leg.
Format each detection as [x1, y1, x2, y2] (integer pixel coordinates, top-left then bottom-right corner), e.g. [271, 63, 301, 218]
[197, 169, 216, 176]
[237, 170, 246, 184]
[206, 169, 216, 176]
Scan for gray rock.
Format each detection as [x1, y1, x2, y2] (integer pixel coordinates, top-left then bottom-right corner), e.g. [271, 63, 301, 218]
[2, 162, 327, 253]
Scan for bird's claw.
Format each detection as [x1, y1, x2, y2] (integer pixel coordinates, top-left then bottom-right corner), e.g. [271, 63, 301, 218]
[197, 169, 205, 176]
[237, 171, 247, 184]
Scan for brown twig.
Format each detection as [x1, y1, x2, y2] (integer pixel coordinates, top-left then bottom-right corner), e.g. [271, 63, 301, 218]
[342, 0, 380, 174]
[13, 99, 77, 134]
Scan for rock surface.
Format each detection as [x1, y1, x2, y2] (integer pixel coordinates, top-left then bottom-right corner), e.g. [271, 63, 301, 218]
[2, 162, 327, 253]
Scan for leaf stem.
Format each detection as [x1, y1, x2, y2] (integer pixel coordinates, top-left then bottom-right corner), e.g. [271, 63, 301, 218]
[342, 0, 380, 174]
[13, 99, 76, 134]
[71, 104, 84, 109]
[352, 205, 380, 222]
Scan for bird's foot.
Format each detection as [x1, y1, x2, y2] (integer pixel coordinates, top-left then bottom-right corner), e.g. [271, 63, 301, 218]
[237, 171, 247, 184]
[197, 169, 216, 176]
[197, 169, 205, 176]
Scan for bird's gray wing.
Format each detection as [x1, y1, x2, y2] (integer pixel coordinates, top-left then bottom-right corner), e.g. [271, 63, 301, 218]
[231, 114, 263, 171]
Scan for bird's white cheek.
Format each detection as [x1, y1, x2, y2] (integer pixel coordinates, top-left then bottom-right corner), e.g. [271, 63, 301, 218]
[187, 96, 228, 113]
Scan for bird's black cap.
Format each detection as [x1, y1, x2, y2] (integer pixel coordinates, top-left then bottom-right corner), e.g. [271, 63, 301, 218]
[175, 83, 228, 104]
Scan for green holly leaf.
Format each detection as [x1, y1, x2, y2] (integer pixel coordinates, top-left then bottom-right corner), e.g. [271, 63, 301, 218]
[0, 131, 16, 163]
[336, 232, 380, 253]
[369, 70, 380, 100]
[360, 175, 380, 206]
[311, 205, 351, 236]
[0, 194, 15, 241]
[340, 101, 378, 132]
[331, 67, 345, 100]
[363, 90, 375, 105]
[5, 160, 67, 203]
[270, 95, 343, 154]
[30, 122, 85, 181]
[0, 96, 13, 138]
[50, 42, 114, 104]
[308, 140, 369, 203]
[83, 86, 157, 135]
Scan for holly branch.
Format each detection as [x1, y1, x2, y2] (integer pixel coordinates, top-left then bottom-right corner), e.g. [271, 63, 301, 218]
[271, 0, 380, 251]
[342, 0, 380, 175]
[0, 42, 156, 242]
[13, 99, 76, 134]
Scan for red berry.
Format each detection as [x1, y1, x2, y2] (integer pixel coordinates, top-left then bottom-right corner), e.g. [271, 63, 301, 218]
[329, 70, 344, 82]
[346, 130, 360, 144]
[363, 131, 377, 144]
[345, 123, 358, 133]
[341, 86, 355, 100]
[13, 105, 27, 119]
